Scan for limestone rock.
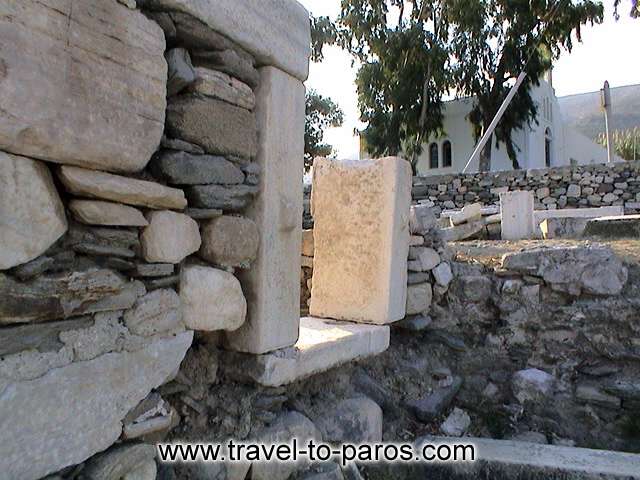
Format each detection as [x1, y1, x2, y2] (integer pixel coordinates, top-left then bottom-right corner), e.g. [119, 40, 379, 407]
[69, 200, 148, 227]
[432, 262, 453, 288]
[166, 96, 257, 159]
[394, 315, 432, 332]
[0, 0, 166, 173]
[501, 246, 628, 296]
[186, 184, 258, 211]
[151, 150, 244, 185]
[441, 408, 471, 437]
[82, 444, 156, 480]
[185, 208, 223, 220]
[408, 377, 463, 422]
[410, 205, 437, 234]
[188, 67, 256, 110]
[165, 48, 196, 96]
[141, 211, 201, 264]
[448, 203, 482, 226]
[406, 283, 433, 316]
[199, 216, 259, 268]
[161, 136, 205, 154]
[168, 11, 236, 50]
[124, 289, 182, 336]
[512, 369, 555, 404]
[0, 269, 145, 325]
[0, 332, 193, 480]
[418, 248, 440, 271]
[312, 397, 383, 443]
[310, 157, 412, 325]
[0, 152, 67, 270]
[180, 265, 247, 331]
[58, 166, 187, 210]
[141, 0, 312, 81]
[191, 49, 260, 88]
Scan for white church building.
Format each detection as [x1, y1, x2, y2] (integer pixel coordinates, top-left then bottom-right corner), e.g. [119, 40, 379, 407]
[413, 77, 620, 175]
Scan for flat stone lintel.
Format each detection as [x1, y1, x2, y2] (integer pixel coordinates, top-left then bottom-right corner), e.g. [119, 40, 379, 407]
[225, 317, 390, 387]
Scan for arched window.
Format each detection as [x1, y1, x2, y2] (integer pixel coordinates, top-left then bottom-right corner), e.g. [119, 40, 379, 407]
[545, 128, 552, 167]
[429, 143, 439, 169]
[442, 140, 452, 167]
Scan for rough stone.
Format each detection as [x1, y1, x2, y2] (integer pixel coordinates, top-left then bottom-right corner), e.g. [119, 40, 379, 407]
[124, 289, 182, 336]
[82, 444, 156, 480]
[394, 315, 433, 332]
[58, 166, 187, 210]
[502, 245, 628, 296]
[539, 217, 589, 239]
[0, 0, 166, 173]
[417, 248, 441, 271]
[166, 96, 257, 159]
[0, 269, 145, 325]
[406, 283, 433, 316]
[199, 216, 259, 268]
[131, 263, 175, 278]
[448, 203, 482, 226]
[180, 265, 247, 331]
[188, 68, 256, 110]
[512, 369, 555, 404]
[0, 152, 67, 269]
[165, 47, 196, 96]
[409, 205, 438, 234]
[142, 0, 312, 81]
[441, 408, 471, 437]
[69, 200, 148, 227]
[584, 215, 640, 239]
[225, 317, 390, 387]
[186, 184, 259, 211]
[310, 157, 412, 325]
[141, 211, 201, 264]
[161, 136, 205, 154]
[0, 332, 193, 480]
[432, 262, 453, 288]
[312, 397, 383, 443]
[408, 377, 463, 422]
[151, 150, 244, 186]
[226, 67, 305, 354]
[439, 219, 485, 242]
[185, 208, 223, 220]
[191, 49, 260, 88]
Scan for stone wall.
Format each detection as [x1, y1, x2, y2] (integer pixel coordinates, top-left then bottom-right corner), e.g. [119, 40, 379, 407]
[413, 161, 640, 216]
[0, 1, 309, 478]
[301, 204, 640, 453]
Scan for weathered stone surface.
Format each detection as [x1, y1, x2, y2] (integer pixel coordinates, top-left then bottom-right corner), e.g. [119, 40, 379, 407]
[131, 263, 175, 278]
[185, 208, 223, 220]
[186, 184, 258, 211]
[406, 283, 433, 316]
[180, 265, 247, 331]
[584, 215, 640, 239]
[512, 369, 555, 404]
[0, 332, 193, 480]
[1, 152, 67, 269]
[501, 191, 536, 240]
[432, 262, 453, 288]
[441, 408, 471, 437]
[166, 96, 257, 159]
[394, 315, 432, 332]
[141, 211, 201, 264]
[409, 205, 438, 234]
[417, 248, 440, 271]
[502, 246, 628, 296]
[448, 203, 482, 226]
[310, 157, 412, 325]
[191, 49, 260, 88]
[0, 269, 145, 325]
[408, 377, 463, 422]
[302, 229, 315, 257]
[142, 0, 312, 81]
[225, 68, 305, 354]
[69, 200, 148, 227]
[312, 397, 383, 443]
[66, 224, 140, 252]
[199, 216, 259, 268]
[161, 136, 205, 154]
[58, 166, 187, 210]
[151, 150, 244, 185]
[225, 317, 390, 387]
[82, 443, 156, 480]
[124, 289, 182, 336]
[0, 0, 166, 173]
[539, 217, 589, 239]
[166, 47, 196, 96]
[439, 219, 485, 242]
[188, 67, 256, 110]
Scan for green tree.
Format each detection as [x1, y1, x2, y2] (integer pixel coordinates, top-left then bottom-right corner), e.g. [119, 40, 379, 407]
[305, 89, 345, 170]
[315, 0, 603, 171]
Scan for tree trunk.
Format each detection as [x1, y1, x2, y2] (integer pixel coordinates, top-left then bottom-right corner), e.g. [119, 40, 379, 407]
[479, 132, 493, 172]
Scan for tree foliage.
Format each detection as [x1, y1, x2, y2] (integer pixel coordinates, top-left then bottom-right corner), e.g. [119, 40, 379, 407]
[305, 89, 345, 170]
[614, 0, 639, 19]
[313, 0, 604, 171]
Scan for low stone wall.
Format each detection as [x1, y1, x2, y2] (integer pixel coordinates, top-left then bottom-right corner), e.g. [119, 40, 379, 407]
[412, 161, 640, 216]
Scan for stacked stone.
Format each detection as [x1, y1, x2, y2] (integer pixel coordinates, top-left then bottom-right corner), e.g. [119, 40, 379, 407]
[300, 230, 314, 314]
[412, 160, 640, 216]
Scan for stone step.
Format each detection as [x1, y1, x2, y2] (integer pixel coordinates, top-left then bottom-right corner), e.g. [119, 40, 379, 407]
[369, 436, 640, 479]
[223, 317, 390, 387]
[584, 215, 640, 239]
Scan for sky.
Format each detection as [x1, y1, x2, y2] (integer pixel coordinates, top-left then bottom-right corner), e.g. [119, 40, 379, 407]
[298, 0, 640, 160]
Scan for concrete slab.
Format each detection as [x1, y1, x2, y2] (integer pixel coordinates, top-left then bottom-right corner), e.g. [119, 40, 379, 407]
[310, 157, 412, 325]
[534, 206, 624, 223]
[225, 67, 305, 354]
[584, 215, 640, 239]
[403, 436, 640, 479]
[223, 317, 390, 387]
[500, 191, 535, 240]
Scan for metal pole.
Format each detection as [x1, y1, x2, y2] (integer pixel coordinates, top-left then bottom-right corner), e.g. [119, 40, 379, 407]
[462, 72, 528, 173]
[601, 81, 613, 163]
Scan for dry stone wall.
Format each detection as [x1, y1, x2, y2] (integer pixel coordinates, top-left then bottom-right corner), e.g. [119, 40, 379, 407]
[413, 161, 640, 216]
[0, 0, 310, 478]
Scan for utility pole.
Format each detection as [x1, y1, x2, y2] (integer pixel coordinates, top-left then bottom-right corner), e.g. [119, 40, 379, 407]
[600, 81, 613, 163]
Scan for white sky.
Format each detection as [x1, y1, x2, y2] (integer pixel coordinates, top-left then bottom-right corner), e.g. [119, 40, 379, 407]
[299, 0, 640, 159]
